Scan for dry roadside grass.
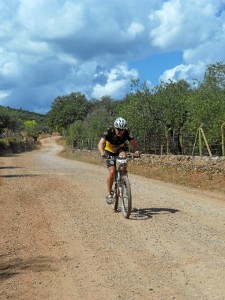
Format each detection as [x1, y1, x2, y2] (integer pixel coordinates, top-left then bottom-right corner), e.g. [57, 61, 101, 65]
[56, 138, 225, 194]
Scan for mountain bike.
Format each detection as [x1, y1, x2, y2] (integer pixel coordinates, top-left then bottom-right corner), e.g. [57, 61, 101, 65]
[106, 154, 138, 219]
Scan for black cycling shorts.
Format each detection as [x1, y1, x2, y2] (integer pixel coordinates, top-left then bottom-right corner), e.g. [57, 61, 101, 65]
[105, 149, 126, 168]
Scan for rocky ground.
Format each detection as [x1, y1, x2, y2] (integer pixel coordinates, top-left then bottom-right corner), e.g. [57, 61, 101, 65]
[0, 137, 225, 300]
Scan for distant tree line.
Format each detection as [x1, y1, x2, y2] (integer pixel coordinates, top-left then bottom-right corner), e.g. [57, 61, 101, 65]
[46, 62, 225, 156]
[1, 62, 225, 156]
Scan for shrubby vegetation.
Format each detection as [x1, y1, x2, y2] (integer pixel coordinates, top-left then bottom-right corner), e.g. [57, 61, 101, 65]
[46, 62, 225, 156]
[0, 106, 47, 154]
[1, 62, 225, 156]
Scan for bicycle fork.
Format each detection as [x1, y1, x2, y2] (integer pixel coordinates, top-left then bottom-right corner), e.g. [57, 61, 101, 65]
[114, 166, 126, 201]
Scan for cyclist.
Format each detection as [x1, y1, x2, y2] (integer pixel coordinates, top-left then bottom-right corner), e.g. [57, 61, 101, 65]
[98, 117, 140, 204]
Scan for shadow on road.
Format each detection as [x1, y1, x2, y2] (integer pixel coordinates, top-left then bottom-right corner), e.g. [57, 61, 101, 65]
[0, 174, 39, 178]
[130, 207, 179, 220]
[0, 255, 63, 281]
[0, 166, 22, 170]
[0, 154, 21, 158]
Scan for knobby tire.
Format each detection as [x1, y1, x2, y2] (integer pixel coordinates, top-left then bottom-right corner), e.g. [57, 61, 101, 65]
[112, 182, 119, 212]
[120, 175, 132, 219]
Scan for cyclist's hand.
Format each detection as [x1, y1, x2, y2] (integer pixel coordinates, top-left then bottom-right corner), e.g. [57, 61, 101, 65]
[134, 151, 140, 158]
[101, 154, 107, 159]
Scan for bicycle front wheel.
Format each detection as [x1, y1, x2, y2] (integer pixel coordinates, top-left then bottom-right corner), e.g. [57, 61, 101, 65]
[112, 182, 119, 212]
[120, 176, 132, 219]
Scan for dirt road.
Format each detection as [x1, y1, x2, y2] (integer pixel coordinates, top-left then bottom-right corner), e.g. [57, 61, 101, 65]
[1, 137, 225, 300]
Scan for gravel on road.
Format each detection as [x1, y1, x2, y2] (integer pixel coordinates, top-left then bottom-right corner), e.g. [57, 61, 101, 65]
[0, 137, 225, 300]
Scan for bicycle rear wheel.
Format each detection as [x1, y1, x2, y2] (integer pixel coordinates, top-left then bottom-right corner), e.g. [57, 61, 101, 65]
[120, 176, 132, 219]
[112, 182, 119, 211]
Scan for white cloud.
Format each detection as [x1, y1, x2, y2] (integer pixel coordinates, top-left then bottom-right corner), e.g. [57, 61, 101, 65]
[149, 0, 221, 50]
[0, 91, 10, 99]
[0, 0, 225, 112]
[92, 64, 138, 99]
[183, 33, 225, 65]
[149, 0, 225, 84]
[18, 1, 84, 39]
[127, 22, 145, 39]
[160, 64, 199, 83]
[0, 49, 21, 81]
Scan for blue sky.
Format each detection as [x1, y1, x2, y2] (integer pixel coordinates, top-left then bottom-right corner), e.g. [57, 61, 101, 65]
[0, 0, 225, 114]
[129, 51, 184, 85]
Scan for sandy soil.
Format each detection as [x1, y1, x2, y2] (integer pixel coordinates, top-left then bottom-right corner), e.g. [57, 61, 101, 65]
[0, 137, 225, 300]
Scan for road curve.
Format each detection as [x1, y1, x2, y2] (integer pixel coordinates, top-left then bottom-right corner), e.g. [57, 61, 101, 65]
[0, 137, 225, 300]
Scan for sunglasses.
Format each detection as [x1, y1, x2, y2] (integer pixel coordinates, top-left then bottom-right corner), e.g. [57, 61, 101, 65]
[115, 128, 124, 131]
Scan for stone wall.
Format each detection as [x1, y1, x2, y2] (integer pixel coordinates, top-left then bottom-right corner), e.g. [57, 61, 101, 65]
[136, 154, 225, 174]
[74, 148, 225, 175]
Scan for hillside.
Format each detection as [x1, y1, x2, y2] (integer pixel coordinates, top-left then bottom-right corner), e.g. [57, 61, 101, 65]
[0, 105, 47, 124]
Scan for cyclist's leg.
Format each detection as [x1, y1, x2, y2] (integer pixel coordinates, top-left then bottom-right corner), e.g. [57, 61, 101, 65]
[107, 165, 116, 194]
[105, 151, 117, 194]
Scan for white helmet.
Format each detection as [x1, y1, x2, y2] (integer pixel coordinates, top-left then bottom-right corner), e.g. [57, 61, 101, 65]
[114, 117, 127, 129]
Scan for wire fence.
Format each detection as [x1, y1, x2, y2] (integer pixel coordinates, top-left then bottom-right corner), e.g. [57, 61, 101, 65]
[70, 134, 224, 157]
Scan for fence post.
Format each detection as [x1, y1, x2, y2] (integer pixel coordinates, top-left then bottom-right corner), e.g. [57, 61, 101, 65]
[199, 128, 212, 157]
[222, 122, 225, 157]
[198, 128, 202, 157]
[192, 129, 198, 156]
[192, 125, 212, 157]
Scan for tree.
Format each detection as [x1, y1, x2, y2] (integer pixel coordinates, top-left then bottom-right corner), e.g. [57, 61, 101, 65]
[187, 63, 225, 154]
[66, 96, 118, 150]
[66, 120, 84, 148]
[117, 80, 156, 152]
[117, 79, 191, 154]
[0, 107, 23, 135]
[24, 120, 38, 140]
[153, 80, 191, 154]
[47, 92, 91, 132]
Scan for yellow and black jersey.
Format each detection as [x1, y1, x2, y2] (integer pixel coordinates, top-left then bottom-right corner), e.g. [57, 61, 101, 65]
[102, 127, 134, 154]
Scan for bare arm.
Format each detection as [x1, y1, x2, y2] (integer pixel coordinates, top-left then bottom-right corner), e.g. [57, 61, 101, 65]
[98, 137, 106, 156]
[129, 139, 138, 151]
[129, 139, 140, 156]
